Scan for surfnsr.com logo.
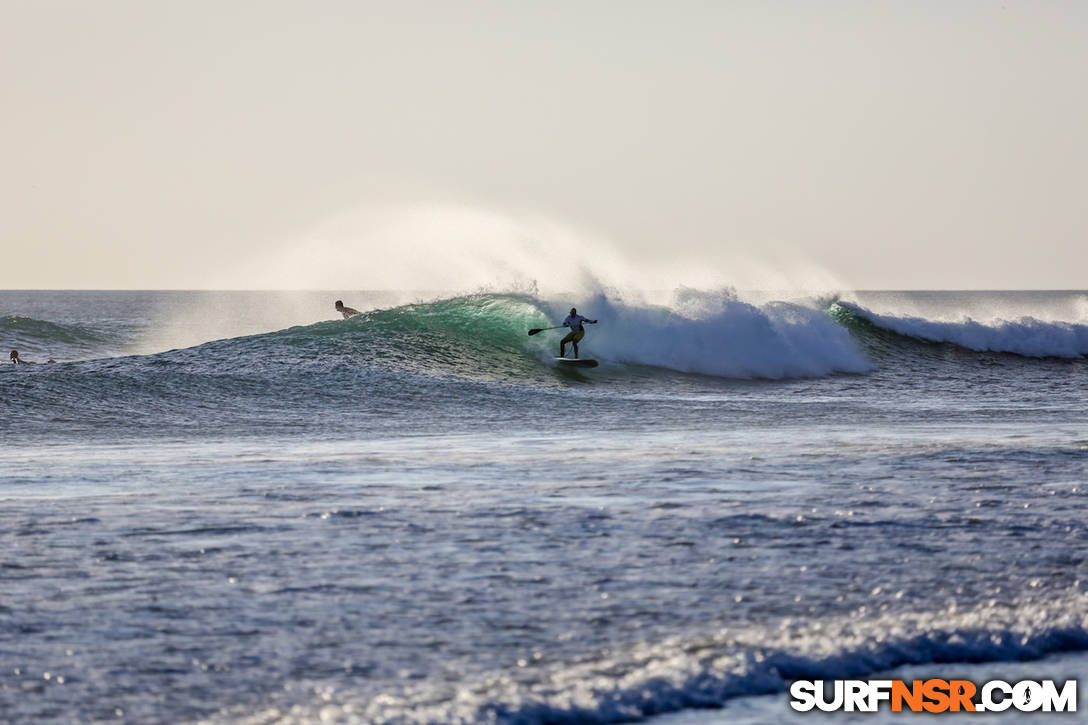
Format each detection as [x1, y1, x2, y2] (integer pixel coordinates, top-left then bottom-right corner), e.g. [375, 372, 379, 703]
[789, 679, 1077, 713]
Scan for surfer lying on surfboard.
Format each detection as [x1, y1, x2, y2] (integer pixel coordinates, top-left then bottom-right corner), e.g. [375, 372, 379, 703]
[559, 308, 597, 359]
[334, 300, 361, 319]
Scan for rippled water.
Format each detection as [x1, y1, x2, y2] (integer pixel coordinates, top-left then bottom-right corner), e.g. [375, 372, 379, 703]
[1, 290, 1087, 724]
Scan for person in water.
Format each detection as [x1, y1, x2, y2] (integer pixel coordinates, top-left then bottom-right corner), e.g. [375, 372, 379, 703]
[560, 308, 597, 359]
[10, 349, 23, 364]
[335, 300, 361, 319]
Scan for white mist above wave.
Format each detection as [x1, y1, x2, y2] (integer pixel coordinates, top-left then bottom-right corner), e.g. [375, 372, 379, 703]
[227, 201, 846, 296]
[839, 300, 1088, 358]
[76, 199, 853, 358]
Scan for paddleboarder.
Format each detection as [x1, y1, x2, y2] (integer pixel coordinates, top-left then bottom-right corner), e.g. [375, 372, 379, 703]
[560, 308, 597, 359]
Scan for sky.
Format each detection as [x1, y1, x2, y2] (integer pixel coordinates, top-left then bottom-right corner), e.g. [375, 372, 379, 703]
[1, 0, 1085, 291]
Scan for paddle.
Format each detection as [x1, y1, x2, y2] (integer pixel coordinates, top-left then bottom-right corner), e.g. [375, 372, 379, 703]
[527, 321, 598, 336]
[527, 325, 564, 336]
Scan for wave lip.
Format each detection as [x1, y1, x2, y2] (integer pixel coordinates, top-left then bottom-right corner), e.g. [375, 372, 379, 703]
[833, 301, 1088, 359]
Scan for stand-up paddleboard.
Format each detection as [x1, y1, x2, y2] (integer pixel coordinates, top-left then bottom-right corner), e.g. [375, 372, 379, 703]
[555, 357, 598, 368]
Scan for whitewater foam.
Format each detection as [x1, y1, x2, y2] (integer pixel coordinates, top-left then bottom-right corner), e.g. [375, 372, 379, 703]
[552, 290, 871, 379]
[205, 590, 1088, 725]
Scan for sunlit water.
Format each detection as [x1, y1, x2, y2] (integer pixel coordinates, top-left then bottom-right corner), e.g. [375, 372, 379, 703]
[2, 290, 1087, 724]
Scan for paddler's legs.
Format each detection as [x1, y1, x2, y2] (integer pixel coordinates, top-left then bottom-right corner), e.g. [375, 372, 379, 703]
[560, 330, 576, 357]
[570, 331, 585, 359]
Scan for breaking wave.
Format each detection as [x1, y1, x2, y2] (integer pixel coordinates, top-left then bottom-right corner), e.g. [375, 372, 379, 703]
[278, 290, 871, 381]
[831, 301, 1088, 359]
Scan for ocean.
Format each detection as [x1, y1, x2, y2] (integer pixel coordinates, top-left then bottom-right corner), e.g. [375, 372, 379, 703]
[2, 289, 1087, 724]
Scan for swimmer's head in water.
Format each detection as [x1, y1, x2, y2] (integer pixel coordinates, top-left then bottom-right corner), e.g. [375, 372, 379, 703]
[10, 349, 18, 362]
[335, 300, 344, 311]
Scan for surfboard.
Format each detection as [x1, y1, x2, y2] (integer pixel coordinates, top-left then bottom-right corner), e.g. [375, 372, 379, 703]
[555, 357, 598, 368]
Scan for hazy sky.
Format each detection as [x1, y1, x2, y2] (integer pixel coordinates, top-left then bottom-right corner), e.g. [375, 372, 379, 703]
[2, 0, 1085, 290]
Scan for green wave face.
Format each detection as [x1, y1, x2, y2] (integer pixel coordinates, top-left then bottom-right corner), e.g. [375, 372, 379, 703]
[827, 301, 956, 362]
[1, 315, 112, 346]
[1, 315, 124, 361]
[272, 293, 561, 382]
